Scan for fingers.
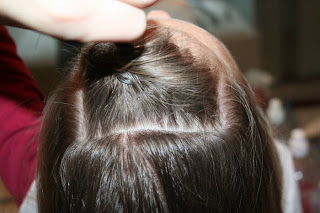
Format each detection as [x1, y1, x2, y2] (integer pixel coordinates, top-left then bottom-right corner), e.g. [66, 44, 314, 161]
[59, 0, 147, 42]
[117, 0, 158, 8]
[0, 0, 158, 42]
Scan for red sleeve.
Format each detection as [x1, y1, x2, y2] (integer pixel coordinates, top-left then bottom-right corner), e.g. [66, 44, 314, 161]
[0, 26, 44, 206]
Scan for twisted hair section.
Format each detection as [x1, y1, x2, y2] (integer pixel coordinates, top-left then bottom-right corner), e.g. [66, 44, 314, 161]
[37, 26, 282, 212]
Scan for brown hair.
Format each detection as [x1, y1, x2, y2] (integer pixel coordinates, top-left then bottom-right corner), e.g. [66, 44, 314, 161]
[37, 26, 282, 213]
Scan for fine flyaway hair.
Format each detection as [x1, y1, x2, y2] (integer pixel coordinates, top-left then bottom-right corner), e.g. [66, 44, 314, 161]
[37, 26, 282, 213]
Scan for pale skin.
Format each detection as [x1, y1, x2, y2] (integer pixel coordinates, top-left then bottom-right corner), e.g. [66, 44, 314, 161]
[0, 0, 158, 42]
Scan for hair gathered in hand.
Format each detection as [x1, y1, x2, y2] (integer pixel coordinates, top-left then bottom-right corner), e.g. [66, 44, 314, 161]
[80, 42, 143, 85]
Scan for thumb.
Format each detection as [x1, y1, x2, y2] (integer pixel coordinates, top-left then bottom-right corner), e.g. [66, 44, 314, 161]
[0, 0, 148, 42]
[51, 0, 148, 42]
[83, 0, 147, 42]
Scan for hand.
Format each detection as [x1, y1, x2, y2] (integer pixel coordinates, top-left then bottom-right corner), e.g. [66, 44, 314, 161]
[0, 0, 158, 42]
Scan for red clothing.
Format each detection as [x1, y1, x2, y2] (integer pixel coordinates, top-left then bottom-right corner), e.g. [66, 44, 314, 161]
[0, 26, 44, 205]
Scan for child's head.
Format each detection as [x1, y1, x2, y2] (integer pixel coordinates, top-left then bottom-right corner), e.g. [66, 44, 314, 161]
[37, 19, 282, 213]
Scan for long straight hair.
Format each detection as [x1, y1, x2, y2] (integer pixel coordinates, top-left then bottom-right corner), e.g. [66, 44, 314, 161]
[37, 26, 282, 213]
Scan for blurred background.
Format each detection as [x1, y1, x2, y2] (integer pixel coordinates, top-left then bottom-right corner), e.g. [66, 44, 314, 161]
[1, 0, 319, 212]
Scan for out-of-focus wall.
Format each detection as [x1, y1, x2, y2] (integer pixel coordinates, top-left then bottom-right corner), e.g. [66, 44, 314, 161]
[298, 0, 320, 78]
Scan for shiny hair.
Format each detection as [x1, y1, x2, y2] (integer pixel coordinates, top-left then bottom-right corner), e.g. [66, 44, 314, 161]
[37, 26, 282, 213]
